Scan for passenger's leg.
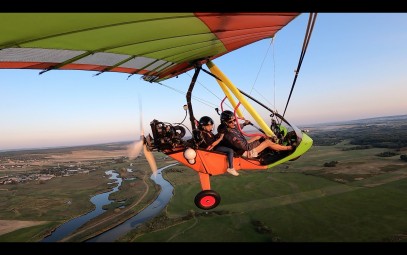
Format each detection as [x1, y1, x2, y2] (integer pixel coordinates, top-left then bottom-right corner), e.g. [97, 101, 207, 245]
[255, 140, 292, 154]
[215, 146, 238, 176]
[215, 146, 234, 168]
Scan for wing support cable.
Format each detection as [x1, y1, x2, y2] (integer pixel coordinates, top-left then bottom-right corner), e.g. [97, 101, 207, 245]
[282, 13, 317, 117]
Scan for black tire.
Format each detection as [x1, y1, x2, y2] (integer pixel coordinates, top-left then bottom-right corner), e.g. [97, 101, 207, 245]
[194, 190, 221, 210]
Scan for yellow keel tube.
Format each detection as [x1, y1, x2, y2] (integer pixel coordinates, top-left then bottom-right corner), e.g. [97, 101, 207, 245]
[206, 60, 275, 138]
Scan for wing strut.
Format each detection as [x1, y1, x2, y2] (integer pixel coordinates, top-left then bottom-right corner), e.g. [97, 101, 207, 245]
[282, 13, 318, 117]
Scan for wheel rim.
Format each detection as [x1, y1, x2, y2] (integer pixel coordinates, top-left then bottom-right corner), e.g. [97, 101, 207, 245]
[200, 195, 216, 207]
[194, 190, 221, 210]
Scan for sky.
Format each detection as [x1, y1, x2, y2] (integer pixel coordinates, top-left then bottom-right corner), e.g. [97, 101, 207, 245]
[1, 13, 407, 151]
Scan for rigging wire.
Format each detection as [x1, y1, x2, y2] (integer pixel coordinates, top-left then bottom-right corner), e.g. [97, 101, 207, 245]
[241, 38, 277, 118]
[272, 37, 276, 111]
[244, 38, 275, 117]
[249, 38, 273, 96]
[282, 12, 318, 118]
[186, 71, 235, 111]
[154, 80, 218, 109]
[152, 69, 237, 119]
[186, 71, 224, 102]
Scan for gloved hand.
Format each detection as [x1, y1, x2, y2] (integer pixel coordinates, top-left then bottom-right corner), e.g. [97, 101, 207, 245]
[243, 120, 251, 126]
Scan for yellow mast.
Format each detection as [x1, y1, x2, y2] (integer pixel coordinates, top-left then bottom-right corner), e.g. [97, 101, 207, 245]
[206, 60, 275, 137]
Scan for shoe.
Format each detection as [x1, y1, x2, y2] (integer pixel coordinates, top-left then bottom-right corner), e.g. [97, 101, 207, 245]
[227, 168, 239, 176]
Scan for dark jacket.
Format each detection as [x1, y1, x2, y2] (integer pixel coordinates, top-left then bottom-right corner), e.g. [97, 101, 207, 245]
[222, 125, 260, 155]
[198, 130, 219, 149]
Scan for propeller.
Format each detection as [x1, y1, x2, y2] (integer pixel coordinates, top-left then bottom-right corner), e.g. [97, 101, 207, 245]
[127, 98, 158, 176]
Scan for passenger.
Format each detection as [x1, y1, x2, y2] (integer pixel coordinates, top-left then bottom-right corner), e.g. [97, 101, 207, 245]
[220, 110, 292, 158]
[198, 116, 239, 176]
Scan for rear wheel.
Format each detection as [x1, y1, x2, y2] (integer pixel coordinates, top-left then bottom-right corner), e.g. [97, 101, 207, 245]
[194, 190, 221, 210]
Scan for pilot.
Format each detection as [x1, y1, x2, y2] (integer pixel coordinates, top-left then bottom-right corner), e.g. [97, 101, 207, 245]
[220, 110, 293, 159]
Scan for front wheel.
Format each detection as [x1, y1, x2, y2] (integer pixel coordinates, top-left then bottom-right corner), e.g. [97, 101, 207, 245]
[194, 190, 221, 210]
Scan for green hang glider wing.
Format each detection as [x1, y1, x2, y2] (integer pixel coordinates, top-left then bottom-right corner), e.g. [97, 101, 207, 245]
[0, 13, 299, 82]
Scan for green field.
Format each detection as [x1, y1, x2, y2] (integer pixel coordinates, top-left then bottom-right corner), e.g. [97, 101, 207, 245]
[119, 142, 407, 242]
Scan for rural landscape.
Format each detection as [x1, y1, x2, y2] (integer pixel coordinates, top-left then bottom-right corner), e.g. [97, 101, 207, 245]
[0, 115, 406, 242]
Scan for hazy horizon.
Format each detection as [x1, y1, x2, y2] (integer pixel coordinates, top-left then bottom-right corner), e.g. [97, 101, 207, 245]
[1, 113, 405, 152]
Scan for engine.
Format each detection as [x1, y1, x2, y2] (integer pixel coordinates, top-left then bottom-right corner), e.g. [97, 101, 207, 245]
[149, 119, 186, 151]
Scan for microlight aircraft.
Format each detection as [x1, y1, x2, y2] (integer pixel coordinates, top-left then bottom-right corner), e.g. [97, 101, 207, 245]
[0, 13, 316, 209]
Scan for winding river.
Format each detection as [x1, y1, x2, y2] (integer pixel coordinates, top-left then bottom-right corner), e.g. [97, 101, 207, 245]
[87, 163, 176, 242]
[41, 163, 176, 242]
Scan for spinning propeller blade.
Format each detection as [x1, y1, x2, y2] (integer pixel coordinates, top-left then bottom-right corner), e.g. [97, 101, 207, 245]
[127, 139, 144, 160]
[143, 144, 158, 176]
[127, 101, 144, 160]
[127, 97, 158, 175]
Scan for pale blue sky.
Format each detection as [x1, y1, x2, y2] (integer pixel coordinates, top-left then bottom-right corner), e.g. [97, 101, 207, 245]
[1, 13, 406, 151]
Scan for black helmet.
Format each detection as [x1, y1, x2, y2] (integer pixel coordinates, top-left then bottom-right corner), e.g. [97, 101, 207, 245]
[220, 110, 234, 123]
[199, 116, 214, 126]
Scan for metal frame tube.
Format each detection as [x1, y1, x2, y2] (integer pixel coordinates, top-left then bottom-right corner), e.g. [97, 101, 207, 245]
[206, 60, 275, 137]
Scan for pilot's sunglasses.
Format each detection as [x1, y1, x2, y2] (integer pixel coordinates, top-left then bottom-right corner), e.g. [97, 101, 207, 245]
[227, 119, 236, 124]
